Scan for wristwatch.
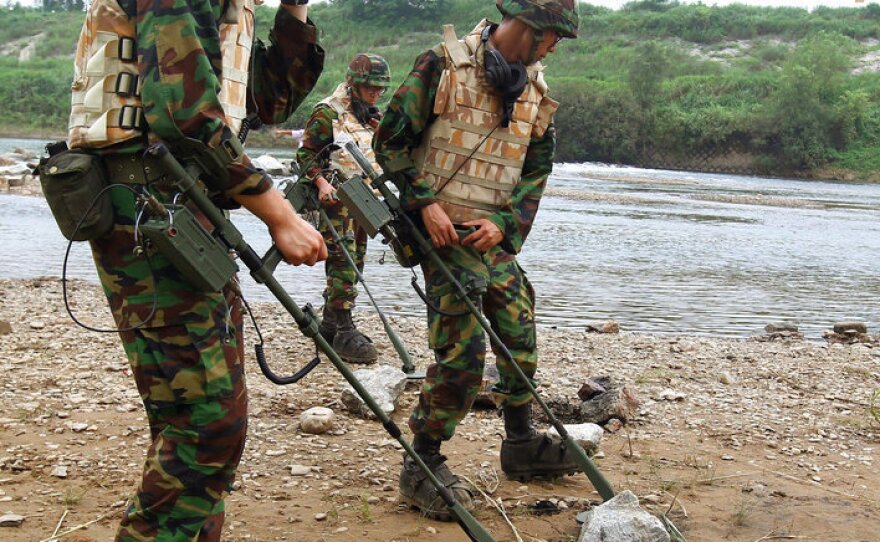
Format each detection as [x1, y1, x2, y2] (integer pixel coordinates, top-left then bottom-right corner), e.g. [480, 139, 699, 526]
[279, 0, 308, 5]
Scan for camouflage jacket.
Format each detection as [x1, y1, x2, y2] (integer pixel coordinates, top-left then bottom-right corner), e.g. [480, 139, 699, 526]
[85, 2, 323, 329]
[296, 104, 338, 180]
[122, 0, 324, 198]
[372, 42, 556, 255]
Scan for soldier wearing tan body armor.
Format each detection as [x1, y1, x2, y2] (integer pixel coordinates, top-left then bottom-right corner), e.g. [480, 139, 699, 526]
[296, 54, 391, 364]
[373, 0, 580, 521]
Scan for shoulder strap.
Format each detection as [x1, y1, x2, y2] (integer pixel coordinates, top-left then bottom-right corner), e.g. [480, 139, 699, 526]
[442, 25, 471, 69]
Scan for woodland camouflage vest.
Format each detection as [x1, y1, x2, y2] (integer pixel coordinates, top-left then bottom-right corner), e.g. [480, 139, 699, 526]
[68, 0, 255, 148]
[412, 20, 558, 223]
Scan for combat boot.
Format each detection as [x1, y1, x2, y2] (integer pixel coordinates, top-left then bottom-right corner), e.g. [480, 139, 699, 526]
[399, 433, 474, 521]
[318, 305, 337, 344]
[500, 403, 580, 481]
[331, 308, 377, 364]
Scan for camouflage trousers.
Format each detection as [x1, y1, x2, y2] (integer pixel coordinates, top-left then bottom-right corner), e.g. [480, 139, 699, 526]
[319, 202, 367, 310]
[113, 294, 247, 542]
[91, 184, 248, 541]
[408, 244, 537, 441]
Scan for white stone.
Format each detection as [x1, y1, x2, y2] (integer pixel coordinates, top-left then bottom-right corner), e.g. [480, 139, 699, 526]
[547, 423, 604, 452]
[299, 407, 335, 435]
[50, 465, 68, 478]
[290, 465, 313, 476]
[0, 513, 24, 527]
[579, 491, 669, 542]
[341, 366, 408, 418]
[251, 154, 287, 175]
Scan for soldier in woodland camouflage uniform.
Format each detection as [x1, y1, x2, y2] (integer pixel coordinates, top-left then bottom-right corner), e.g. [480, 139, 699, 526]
[296, 54, 391, 364]
[67, 0, 325, 539]
[373, 0, 580, 521]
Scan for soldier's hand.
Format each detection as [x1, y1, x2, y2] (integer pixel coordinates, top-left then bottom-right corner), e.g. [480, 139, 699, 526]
[461, 219, 503, 252]
[234, 188, 327, 266]
[421, 203, 458, 248]
[315, 177, 339, 207]
[270, 214, 327, 266]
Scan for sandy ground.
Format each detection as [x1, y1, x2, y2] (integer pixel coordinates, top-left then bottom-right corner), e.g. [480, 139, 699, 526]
[0, 277, 878, 542]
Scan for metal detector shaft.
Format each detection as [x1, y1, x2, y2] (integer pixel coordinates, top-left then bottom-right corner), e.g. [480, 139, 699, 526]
[343, 141, 617, 501]
[145, 143, 497, 542]
[317, 207, 415, 374]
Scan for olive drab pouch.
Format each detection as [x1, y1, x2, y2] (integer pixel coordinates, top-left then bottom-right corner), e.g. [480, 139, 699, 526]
[38, 141, 113, 241]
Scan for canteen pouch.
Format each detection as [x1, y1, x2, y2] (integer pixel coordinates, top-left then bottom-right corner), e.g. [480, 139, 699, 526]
[38, 143, 113, 241]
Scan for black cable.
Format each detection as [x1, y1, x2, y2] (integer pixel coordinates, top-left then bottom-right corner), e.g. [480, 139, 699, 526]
[240, 291, 321, 385]
[433, 120, 501, 198]
[62, 183, 159, 333]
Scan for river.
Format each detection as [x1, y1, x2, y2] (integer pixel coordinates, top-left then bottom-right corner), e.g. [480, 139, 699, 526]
[2, 137, 879, 338]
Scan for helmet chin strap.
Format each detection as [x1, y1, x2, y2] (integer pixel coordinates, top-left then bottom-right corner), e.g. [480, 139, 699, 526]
[526, 28, 543, 65]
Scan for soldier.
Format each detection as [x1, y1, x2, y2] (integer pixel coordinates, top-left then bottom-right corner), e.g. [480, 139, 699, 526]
[66, 0, 325, 539]
[296, 54, 391, 364]
[373, 0, 580, 520]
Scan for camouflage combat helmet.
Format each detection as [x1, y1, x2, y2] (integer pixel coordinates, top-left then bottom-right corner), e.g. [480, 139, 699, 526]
[496, 0, 579, 39]
[346, 53, 391, 87]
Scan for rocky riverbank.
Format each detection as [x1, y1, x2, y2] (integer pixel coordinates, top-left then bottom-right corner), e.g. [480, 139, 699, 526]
[0, 277, 878, 541]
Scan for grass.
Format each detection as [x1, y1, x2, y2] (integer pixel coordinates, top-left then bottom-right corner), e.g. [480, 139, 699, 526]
[730, 494, 757, 529]
[870, 389, 880, 426]
[60, 487, 87, 507]
[357, 493, 375, 523]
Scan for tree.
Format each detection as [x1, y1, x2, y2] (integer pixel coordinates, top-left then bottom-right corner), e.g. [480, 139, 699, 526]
[333, 0, 440, 21]
[771, 32, 856, 169]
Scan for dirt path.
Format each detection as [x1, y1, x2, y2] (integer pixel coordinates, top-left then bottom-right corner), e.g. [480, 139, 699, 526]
[0, 278, 878, 541]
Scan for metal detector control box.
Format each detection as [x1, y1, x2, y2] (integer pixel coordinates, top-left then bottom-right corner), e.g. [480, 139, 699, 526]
[139, 204, 238, 292]
[336, 176, 393, 238]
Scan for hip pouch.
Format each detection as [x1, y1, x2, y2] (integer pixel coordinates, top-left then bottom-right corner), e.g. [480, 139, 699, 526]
[38, 142, 113, 241]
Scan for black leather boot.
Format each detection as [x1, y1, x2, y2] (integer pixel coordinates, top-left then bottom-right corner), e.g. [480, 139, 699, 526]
[318, 305, 337, 344]
[398, 433, 474, 521]
[332, 308, 377, 364]
[500, 403, 580, 481]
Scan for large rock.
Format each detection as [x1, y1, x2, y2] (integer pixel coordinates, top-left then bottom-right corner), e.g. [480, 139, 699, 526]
[833, 321, 868, 335]
[299, 406, 335, 434]
[0, 163, 30, 176]
[341, 365, 408, 418]
[579, 377, 639, 425]
[579, 491, 670, 542]
[251, 154, 287, 176]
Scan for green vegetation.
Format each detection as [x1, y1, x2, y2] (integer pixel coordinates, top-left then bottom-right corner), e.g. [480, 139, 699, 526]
[3, 0, 880, 177]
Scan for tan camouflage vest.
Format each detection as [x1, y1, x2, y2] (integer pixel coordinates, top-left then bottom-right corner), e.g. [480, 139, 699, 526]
[412, 20, 558, 223]
[318, 83, 382, 179]
[68, 0, 256, 148]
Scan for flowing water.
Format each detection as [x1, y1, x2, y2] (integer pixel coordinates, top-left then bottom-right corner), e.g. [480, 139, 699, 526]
[2, 137, 879, 338]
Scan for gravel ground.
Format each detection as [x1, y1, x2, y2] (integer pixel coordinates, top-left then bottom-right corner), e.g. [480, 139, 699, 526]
[1, 277, 878, 542]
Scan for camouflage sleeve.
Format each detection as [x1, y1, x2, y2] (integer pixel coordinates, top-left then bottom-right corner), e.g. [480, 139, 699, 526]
[373, 48, 446, 210]
[295, 104, 337, 180]
[487, 123, 555, 254]
[250, 10, 325, 125]
[136, 0, 280, 198]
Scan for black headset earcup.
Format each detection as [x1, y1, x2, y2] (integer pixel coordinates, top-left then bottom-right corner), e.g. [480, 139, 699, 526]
[505, 62, 528, 99]
[485, 49, 511, 90]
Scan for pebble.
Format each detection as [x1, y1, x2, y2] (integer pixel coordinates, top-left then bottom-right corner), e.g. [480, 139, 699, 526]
[0, 513, 24, 527]
[50, 465, 68, 478]
[290, 465, 312, 476]
[300, 407, 335, 435]
[314, 513, 327, 521]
